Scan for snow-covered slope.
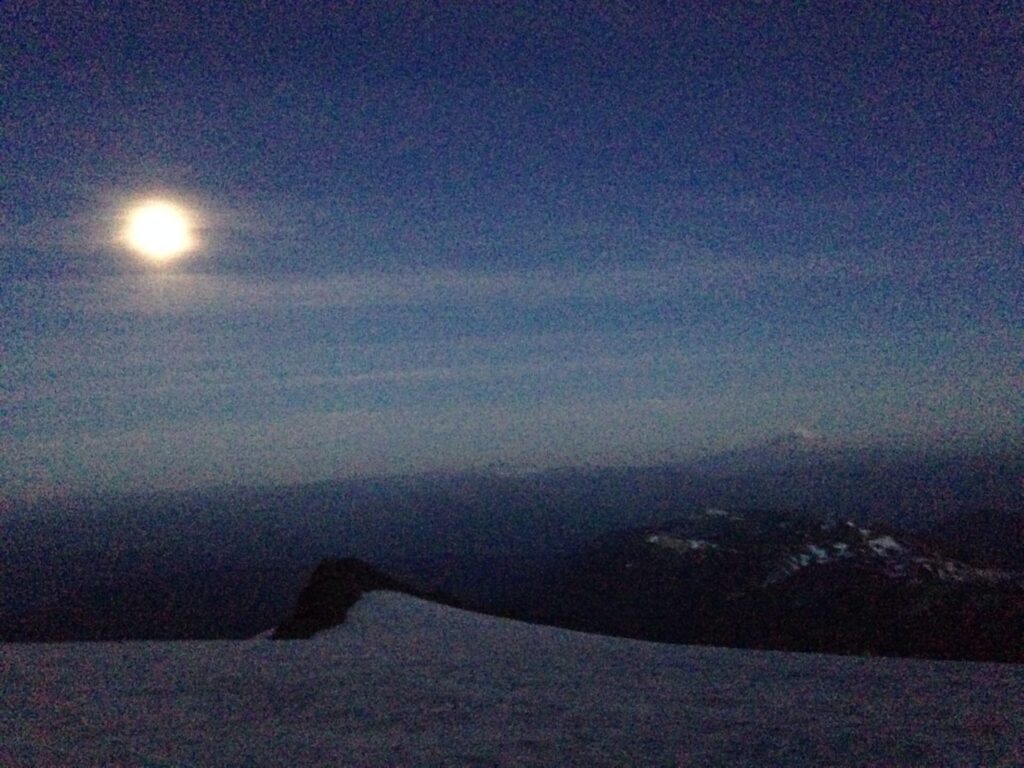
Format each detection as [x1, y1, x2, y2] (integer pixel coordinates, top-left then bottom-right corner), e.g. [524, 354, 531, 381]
[2, 591, 1022, 766]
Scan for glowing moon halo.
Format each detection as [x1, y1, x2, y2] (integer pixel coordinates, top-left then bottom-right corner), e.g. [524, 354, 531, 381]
[123, 200, 196, 262]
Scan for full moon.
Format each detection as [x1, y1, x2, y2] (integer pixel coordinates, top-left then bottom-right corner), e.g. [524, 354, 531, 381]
[123, 200, 196, 262]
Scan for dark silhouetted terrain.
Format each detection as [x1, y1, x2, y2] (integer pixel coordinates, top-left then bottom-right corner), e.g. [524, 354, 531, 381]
[2, 446, 1020, 646]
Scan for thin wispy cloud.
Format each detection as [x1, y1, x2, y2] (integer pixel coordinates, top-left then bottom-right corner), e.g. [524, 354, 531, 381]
[4, 255, 941, 322]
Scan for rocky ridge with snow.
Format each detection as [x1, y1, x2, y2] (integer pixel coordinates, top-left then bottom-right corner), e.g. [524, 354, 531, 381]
[273, 557, 457, 639]
[510, 507, 1024, 662]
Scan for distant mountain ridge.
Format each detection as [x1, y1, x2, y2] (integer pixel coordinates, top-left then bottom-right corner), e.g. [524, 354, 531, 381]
[4, 447, 1019, 643]
[686, 430, 848, 477]
[506, 507, 1024, 662]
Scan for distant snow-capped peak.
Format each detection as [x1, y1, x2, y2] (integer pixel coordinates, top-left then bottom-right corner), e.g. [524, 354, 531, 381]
[689, 430, 843, 477]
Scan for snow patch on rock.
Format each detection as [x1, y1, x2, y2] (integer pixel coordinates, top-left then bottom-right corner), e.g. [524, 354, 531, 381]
[867, 535, 906, 557]
[647, 534, 718, 553]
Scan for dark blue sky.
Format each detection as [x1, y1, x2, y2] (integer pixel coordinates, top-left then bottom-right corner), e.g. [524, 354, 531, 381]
[3, 2, 1021, 498]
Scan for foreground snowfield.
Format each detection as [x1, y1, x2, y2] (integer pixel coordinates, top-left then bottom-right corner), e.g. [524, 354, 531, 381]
[3, 592, 1022, 767]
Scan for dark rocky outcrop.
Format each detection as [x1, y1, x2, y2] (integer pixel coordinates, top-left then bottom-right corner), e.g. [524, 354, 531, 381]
[272, 557, 455, 639]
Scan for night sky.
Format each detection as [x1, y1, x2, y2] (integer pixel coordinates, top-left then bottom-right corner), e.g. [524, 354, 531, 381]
[3, 2, 1021, 499]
